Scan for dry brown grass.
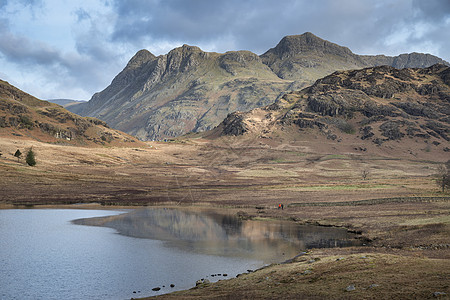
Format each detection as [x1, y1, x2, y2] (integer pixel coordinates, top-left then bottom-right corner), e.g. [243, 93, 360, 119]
[149, 252, 450, 300]
[1, 135, 449, 299]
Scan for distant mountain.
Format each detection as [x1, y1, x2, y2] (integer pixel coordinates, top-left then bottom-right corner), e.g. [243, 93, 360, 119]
[69, 45, 288, 140]
[261, 32, 449, 83]
[0, 79, 140, 146]
[47, 99, 86, 107]
[69, 32, 449, 141]
[211, 64, 450, 158]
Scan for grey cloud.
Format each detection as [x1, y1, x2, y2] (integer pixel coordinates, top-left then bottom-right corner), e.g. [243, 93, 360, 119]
[106, 0, 449, 62]
[0, 16, 124, 99]
[0, 0, 44, 15]
[109, 0, 308, 52]
[74, 8, 91, 22]
[74, 25, 117, 63]
[413, 0, 450, 22]
[1, 0, 42, 7]
[0, 20, 61, 65]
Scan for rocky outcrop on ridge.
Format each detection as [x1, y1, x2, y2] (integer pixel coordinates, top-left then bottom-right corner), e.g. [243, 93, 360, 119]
[213, 64, 450, 153]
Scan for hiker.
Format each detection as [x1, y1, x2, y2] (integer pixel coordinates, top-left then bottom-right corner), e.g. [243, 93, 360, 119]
[281, 204, 284, 210]
[278, 203, 281, 209]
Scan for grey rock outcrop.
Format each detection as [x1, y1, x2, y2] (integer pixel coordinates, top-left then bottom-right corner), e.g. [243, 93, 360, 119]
[212, 64, 450, 152]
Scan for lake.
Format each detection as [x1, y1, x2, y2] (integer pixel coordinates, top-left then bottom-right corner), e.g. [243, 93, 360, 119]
[0, 208, 361, 299]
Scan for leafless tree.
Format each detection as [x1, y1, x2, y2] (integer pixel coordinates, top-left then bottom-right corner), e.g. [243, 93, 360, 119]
[361, 169, 370, 180]
[436, 160, 450, 193]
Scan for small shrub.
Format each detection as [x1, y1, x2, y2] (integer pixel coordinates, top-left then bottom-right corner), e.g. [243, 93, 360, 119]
[338, 122, 356, 134]
[25, 148, 36, 166]
[325, 117, 356, 134]
[19, 115, 33, 129]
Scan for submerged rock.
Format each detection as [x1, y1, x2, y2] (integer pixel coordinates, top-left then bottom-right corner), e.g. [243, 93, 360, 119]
[345, 285, 356, 292]
[433, 292, 447, 297]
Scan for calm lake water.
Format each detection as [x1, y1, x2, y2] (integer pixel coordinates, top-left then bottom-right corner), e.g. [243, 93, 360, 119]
[0, 208, 360, 299]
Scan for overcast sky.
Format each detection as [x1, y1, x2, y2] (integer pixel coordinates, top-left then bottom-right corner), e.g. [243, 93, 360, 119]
[1, 0, 449, 100]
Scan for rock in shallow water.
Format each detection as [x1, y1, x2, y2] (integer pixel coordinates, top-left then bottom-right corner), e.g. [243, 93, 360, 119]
[345, 285, 356, 292]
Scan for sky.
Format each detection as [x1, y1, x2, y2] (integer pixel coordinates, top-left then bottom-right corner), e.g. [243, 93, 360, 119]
[0, 0, 449, 101]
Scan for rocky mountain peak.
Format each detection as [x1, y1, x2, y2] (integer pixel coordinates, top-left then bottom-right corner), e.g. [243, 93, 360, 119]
[169, 44, 205, 56]
[219, 50, 263, 75]
[391, 52, 450, 69]
[126, 49, 156, 70]
[159, 44, 211, 77]
[262, 32, 354, 59]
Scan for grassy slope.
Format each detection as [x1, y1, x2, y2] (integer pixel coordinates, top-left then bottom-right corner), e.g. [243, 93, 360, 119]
[150, 253, 449, 299]
[0, 79, 142, 146]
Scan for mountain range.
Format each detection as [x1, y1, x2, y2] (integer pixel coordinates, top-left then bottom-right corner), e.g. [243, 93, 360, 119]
[68, 32, 449, 141]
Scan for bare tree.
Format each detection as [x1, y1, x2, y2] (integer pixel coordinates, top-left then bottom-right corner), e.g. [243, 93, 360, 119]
[436, 160, 450, 193]
[361, 169, 370, 180]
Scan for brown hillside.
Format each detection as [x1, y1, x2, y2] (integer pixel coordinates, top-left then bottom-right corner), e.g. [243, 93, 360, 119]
[0, 79, 142, 146]
[210, 64, 450, 161]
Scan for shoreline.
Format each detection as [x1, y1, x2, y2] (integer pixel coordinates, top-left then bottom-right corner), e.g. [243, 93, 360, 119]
[2, 203, 449, 299]
[1, 202, 372, 299]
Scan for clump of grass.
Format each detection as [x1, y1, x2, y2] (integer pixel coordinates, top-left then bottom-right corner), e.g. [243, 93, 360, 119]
[324, 117, 356, 134]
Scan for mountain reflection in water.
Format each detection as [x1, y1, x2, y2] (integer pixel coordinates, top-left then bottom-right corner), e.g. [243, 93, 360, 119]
[73, 208, 361, 263]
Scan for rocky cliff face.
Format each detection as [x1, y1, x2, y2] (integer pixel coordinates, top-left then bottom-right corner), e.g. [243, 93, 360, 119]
[0, 79, 140, 146]
[213, 64, 450, 155]
[71, 44, 288, 140]
[69, 32, 449, 140]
